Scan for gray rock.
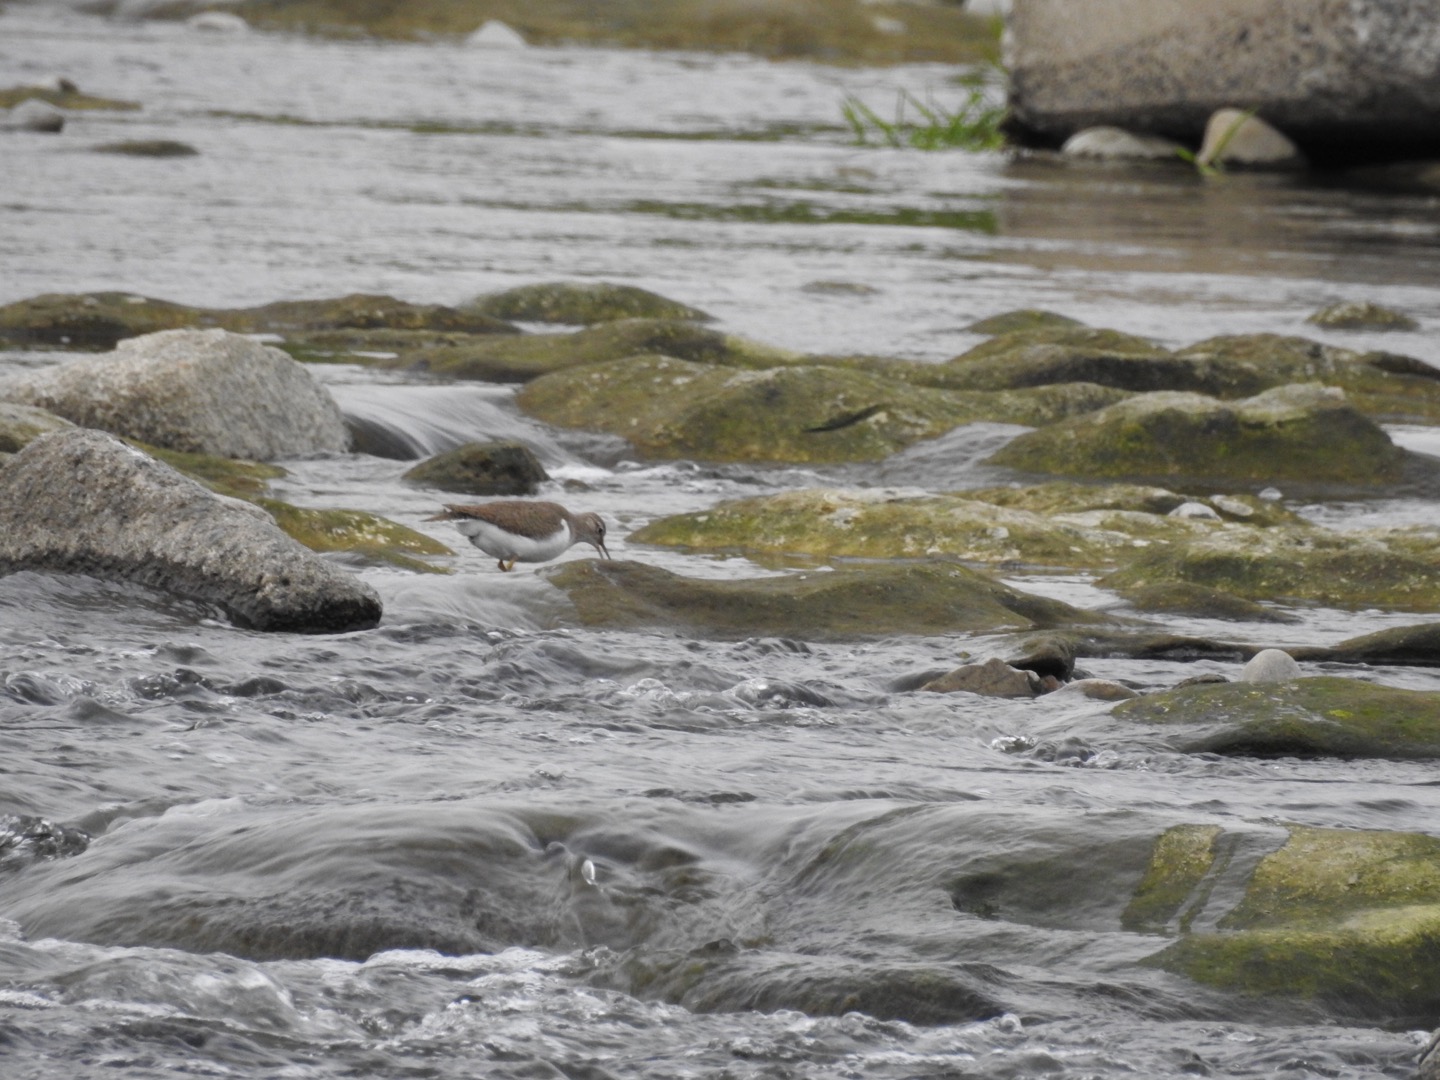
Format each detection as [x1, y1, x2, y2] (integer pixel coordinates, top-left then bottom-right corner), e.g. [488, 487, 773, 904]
[1239, 648, 1301, 683]
[920, 657, 1042, 698]
[1061, 126, 1185, 162]
[3, 99, 65, 133]
[402, 440, 549, 496]
[0, 328, 349, 460]
[1005, 0, 1440, 164]
[1045, 678, 1139, 701]
[1196, 109, 1305, 169]
[0, 430, 381, 633]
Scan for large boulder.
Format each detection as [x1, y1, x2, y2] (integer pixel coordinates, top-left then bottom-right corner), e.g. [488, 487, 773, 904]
[0, 328, 349, 459]
[0, 402, 73, 453]
[987, 383, 1407, 486]
[0, 430, 382, 632]
[1005, 0, 1440, 164]
[542, 559, 1108, 639]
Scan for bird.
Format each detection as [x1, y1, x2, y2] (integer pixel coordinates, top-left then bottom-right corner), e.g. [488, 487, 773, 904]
[426, 500, 610, 571]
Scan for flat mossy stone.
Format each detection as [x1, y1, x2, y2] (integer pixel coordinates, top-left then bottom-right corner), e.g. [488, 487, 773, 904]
[255, 498, 452, 573]
[0, 403, 74, 454]
[1099, 524, 1440, 611]
[518, 354, 1131, 464]
[951, 326, 1163, 364]
[1291, 622, 1440, 666]
[464, 281, 711, 325]
[137, 442, 286, 501]
[541, 559, 1105, 639]
[1147, 825, 1440, 1022]
[631, 486, 1232, 570]
[987, 384, 1407, 487]
[402, 441, 548, 496]
[962, 482, 1304, 528]
[1307, 301, 1418, 332]
[1114, 676, 1440, 758]
[1114, 581, 1299, 623]
[964, 310, 1085, 335]
[0, 85, 140, 111]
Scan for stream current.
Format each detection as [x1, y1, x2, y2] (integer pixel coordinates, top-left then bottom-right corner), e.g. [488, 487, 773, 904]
[3, 6, 1440, 1077]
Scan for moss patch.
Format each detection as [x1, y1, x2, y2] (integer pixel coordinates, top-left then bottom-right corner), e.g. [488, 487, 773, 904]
[0, 85, 140, 111]
[464, 282, 710, 325]
[256, 499, 452, 573]
[1121, 824, 1222, 934]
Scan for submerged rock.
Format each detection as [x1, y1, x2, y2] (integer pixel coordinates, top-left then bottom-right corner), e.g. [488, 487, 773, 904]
[963, 309, 1084, 335]
[1290, 622, 1440, 667]
[93, 139, 198, 157]
[1306, 300, 1419, 332]
[988, 383, 1406, 487]
[402, 441, 549, 497]
[0, 84, 139, 112]
[1114, 581, 1298, 623]
[542, 559, 1107, 640]
[465, 281, 711, 325]
[3, 99, 64, 133]
[920, 657, 1042, 698]
[1114, 677, 1440, 759]
[0, 328, 349, 460]
[1139, 823, 1440, 1023]
[0, 430, 382, 632]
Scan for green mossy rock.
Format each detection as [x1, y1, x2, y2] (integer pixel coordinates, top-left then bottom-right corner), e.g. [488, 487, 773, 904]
[1176, 333, 1440, 423]
[0, 85, 140, 111]
[1145, 824, 1440, 1022]
[988, 383, 1406, 487]
[0, 292, 517, 351]
[1100, 524, 1440, 610]
[464, 281, 711, 325]
[964, 310, 1085, 335]
[1291, 622, 1440, 667]
[360, 319, 791, 382]
[631, 486, 1236, 569]
[139, 442, 286, 501]
[1121, 824, 1222, 934]
[1306, 300, 1418, 332]
[0, 403, 74, 454]
[222, 0, 1000, 63]
[542, 559, 1107, 639]
[517, 354, 1128, 464]
[256, 499, 452, 573]
[1114, 581, 1299, 623]
[1114, 676, 1440, 758]
[401, 441, 548, 497]
[962, 482, 1303, 528]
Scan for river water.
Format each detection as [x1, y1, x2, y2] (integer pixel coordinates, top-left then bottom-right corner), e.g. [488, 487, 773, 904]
[3, 5, 1440, 1078]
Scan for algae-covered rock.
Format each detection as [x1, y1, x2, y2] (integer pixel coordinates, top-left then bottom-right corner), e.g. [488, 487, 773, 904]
[920, 657, 1042, 698]
[402, 441, 548, 497]
[464, 281, 711, 325]
[256, 499, 451, 573]
[1114, 676, 1440, 758]
[1114, 581, 1299, 623]
[0, 291, 517, 351]
[0, 84, 140, 112]
[0, 402, 74, 454]
[1121, 824, 1222, 934]
[542, 559, 1106, 639]
[1100, 524, 1440, 611]
[988, 383, 1406, 487]
[962, 482, 1303, 528]
[1307, 300, 1418, 332]
[1291, 622, 1440, 667]
[963, 310, 1085, 335]
[630, 489, 1215, 570]
[1145, 824, 1440, 1022]
[93, 139, 199, 157]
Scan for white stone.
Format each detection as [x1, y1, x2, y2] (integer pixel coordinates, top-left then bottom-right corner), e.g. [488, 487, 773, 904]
[1209, 494, 1254, 518]
[1168, 501, 1220, 520]
[1198, 108, 1305, 169]
[187, 12, 249, 33]
[1062, 126, 1184, 162]
[467, 20, 528, 48]
[1239, 648, 1302, 683]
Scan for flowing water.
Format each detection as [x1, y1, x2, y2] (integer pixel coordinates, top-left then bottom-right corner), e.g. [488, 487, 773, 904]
[3, 5, 1440, 1077]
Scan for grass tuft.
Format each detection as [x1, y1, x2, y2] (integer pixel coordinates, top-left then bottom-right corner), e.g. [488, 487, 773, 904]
[841, 86, 1005, 151]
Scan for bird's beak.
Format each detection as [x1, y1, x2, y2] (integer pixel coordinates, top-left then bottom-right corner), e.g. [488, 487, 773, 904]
[595, 538, 612, 560]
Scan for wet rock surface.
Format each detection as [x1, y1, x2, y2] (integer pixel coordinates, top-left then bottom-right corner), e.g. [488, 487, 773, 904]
[0, 429, 383, 632]
[464, 281, 712, 325]
[0, 328, 350, 460]
[402, 440, 550, 496]
[542, 559, 1110, 640]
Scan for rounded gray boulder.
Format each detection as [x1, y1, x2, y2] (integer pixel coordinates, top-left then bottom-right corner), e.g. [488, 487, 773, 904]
[0, 429, 382, 633]
[0, 327, 349, 460]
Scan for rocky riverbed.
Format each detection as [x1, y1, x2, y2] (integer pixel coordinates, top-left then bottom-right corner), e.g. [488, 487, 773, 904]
[2, 5, 1440, 1079]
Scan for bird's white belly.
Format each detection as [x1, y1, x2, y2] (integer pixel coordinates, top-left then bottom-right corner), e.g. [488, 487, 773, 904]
[456, 519, 572, 562]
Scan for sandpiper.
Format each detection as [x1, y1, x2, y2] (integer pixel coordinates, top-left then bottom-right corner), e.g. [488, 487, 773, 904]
[426, 500, 611, 571]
